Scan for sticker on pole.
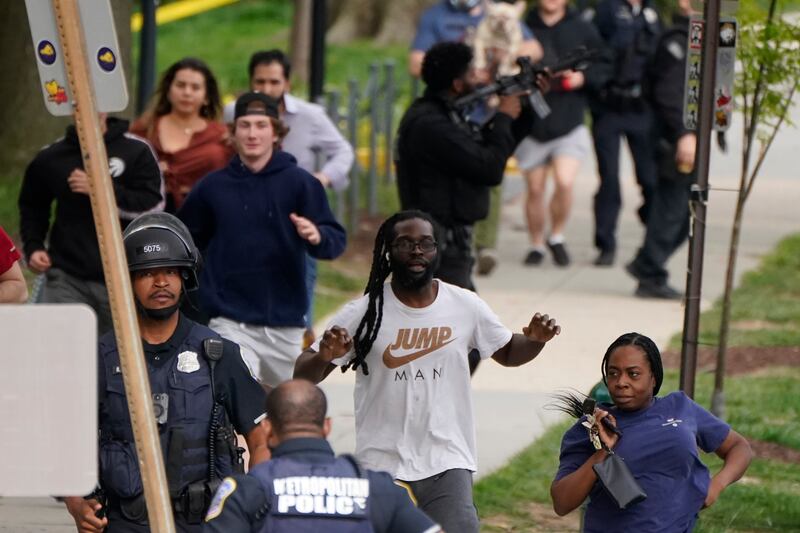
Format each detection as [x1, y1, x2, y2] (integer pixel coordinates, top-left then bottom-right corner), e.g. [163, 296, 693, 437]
[714, 19, 737, 131]
[683, 16, 736, 132]
[24, 0, 128, 116]
[683, 16, 704, 130]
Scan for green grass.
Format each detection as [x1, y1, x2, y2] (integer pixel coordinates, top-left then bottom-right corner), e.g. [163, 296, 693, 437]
[0, 179, 21, 236]
[662, 367, 800, 452]
[474, 420, 572, 522]
[671, 234, 800, 349]
[132, 0, 414, 107]
[312, 261, 363, 324]
[132, 0, 294, 100]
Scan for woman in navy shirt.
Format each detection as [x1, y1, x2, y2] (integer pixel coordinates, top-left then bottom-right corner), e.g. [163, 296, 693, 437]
[551, 332, 753, 532]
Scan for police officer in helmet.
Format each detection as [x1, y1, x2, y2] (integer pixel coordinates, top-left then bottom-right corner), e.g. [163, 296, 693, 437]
[63, 213, 269, 533]
[203, 380, 441, 533]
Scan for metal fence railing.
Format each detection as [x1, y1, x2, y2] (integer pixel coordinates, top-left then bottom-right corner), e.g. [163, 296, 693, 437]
[314, 60, 417, 234]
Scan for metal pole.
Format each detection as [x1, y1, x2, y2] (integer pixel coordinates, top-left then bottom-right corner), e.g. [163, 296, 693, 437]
[136, 0, 157, 115]
[309, 0, 326, 101]
[383, 61, 395, 183]
[327, 90, 346, 222]
[680, 0, 721, 398]
[347, 79, 360, 233]
[367, 63, 379, 216]
[52, 0, 175, 530]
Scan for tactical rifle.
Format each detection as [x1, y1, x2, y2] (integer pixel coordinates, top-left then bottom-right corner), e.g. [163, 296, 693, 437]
[454, 46, 600, 118]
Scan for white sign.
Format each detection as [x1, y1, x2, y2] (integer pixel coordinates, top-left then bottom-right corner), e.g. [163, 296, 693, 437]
[25, 0, 129, 116]
[0, 305, 97, 496]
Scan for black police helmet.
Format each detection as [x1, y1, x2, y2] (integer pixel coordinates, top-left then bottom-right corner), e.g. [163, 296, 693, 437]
[122, 213, 200, 291]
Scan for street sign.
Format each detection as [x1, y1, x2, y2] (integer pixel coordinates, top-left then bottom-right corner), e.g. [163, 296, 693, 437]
[0, 305, 97, 496]
[683, 15, 737, 131]
[25, 0, 128, 116]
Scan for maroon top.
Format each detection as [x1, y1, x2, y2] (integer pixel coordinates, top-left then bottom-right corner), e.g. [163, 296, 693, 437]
[130, 117, 233, 210]
[0, 227, 21, 275]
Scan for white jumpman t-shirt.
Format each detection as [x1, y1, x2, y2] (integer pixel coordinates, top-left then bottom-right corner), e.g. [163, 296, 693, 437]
[313, 280, 512, 481]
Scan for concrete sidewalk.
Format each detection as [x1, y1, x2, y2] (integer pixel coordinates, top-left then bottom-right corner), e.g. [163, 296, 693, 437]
[2, 112, 797, 529]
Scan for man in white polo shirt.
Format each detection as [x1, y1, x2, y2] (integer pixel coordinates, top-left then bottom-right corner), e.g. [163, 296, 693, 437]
[295, 209, 561, 533]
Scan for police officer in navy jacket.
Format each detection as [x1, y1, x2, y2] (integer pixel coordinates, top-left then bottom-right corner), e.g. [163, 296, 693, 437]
[63, 213, 268, 533]
[203, 380, 441, 533]
[588, 0, 662, 266]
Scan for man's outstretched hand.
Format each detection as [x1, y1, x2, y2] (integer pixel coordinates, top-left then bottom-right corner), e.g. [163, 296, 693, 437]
[523, 312, 561, 343]
[317, 326, 353, 363]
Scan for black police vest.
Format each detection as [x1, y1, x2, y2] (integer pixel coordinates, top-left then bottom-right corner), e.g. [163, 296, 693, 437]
[250, 455, 374, 533]
[98, 324, 233, 499]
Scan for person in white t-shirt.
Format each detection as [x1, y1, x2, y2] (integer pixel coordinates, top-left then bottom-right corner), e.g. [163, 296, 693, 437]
[295, 209, 561, 533]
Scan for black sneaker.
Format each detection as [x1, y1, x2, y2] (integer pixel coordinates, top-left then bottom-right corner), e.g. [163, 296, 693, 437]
[547, 241, 571, 266]
[635, 282, 683, 300]
[625, 261, 645, 282]
[593, 249, 615, 267]
[524, 249, 545, 266]
[477, 248, 498, 276]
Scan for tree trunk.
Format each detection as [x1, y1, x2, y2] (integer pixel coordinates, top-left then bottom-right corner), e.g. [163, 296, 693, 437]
[290, 0, 312, 84]
[374, 0, 433, 45]
[327, 0, 435, 44]
[0, 0, 133, 180]
[712, 195, 745, 419]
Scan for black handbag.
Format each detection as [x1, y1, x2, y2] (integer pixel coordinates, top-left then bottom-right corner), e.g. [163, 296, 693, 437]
[592, 450, 647, 509]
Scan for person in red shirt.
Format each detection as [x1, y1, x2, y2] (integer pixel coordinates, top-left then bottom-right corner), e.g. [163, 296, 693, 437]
[0, 226, 27, 303]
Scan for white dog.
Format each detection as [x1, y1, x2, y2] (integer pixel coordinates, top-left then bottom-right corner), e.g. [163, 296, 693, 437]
[471, 0, 526, 76]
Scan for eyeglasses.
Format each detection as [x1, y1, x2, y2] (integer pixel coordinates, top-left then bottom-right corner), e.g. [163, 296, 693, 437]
[391, 239, 438, 253]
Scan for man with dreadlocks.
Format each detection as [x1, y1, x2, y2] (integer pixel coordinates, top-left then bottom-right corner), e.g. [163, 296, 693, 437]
[295, 210, 561, 533]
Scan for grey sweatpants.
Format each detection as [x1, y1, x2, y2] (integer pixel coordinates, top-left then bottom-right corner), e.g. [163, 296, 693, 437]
[40, 267, 113, 336]
[401, 468, 479, 533]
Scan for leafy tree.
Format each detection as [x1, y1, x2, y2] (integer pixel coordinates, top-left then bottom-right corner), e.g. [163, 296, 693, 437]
[711, 0, 800, 417]
[0, 1, 133, 183]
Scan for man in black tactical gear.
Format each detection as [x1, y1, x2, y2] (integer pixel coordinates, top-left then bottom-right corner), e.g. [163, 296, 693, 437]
[589, 0, 662, 266]
[396, 41, 533, 292]
[63, 212, 268, 533]
[204, 379, 441, 533]
[625, 0, 696, 298]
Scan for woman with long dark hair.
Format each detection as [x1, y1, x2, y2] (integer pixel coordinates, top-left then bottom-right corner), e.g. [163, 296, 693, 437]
[131, 57, 232, 212]
[551, 332, 753, 532]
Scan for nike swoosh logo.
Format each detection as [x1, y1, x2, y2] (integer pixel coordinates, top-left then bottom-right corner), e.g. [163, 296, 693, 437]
[382, 339, 456, 369]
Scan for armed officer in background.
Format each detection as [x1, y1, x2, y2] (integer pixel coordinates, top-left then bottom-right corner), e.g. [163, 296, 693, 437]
[396, 41, 533, 291]
[204, 380, 441, 532]
[625, 0, 696, 298]
[63, 213, 268, 533]
[589, 0, 661, 266]
[396, 41, 534, 375]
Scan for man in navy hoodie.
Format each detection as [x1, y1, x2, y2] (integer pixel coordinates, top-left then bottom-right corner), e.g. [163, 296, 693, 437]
[179, 92, 346, 390]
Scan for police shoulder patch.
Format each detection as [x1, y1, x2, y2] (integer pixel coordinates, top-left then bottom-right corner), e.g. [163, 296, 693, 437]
[643, 7, 658, 24]
[205, 477, 237, 522]
[667, 41, 685, 60]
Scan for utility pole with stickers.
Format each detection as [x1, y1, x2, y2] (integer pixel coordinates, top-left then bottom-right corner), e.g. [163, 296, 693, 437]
[679, 0, 738, 398]
[22, 0, 175, 531]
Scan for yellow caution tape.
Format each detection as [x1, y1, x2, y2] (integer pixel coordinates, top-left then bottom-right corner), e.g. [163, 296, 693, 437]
[131, 0, 240, 32]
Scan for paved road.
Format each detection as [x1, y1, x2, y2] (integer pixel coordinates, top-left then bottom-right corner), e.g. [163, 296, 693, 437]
[2, 109, 797, 530]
